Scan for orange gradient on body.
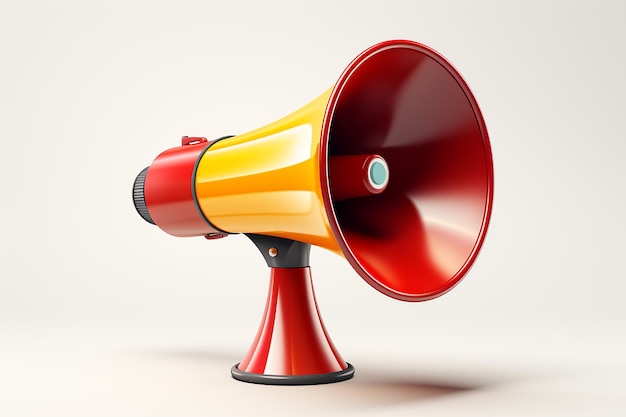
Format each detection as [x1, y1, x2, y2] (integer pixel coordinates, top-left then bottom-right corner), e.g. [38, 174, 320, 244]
[195, 89, 342, 253]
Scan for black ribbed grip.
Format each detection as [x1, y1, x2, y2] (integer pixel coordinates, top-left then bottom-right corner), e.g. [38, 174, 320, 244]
[133, 167, 155, 225]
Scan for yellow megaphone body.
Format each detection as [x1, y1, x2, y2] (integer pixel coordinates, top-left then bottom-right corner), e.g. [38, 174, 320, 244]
[196, 89, 337, 250]
[133, 40, 493, 385]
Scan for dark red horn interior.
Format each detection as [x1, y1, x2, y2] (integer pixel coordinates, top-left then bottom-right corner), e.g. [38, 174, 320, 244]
[322, 40, 494, 301]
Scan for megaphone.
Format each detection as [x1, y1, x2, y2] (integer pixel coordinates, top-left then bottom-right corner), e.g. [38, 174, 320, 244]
[133, 40, 493, 385]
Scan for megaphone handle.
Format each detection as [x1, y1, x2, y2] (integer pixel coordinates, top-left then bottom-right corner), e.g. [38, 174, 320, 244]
[232, 234, 354, 385]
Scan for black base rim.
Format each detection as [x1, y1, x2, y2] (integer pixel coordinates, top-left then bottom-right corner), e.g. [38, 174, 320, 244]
[231, 363, 355, 385]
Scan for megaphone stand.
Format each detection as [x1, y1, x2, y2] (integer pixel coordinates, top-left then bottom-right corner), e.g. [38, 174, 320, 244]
[230, 234, 354, 385]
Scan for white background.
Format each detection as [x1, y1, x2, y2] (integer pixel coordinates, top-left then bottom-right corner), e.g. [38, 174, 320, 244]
[1, 1, 624, 416]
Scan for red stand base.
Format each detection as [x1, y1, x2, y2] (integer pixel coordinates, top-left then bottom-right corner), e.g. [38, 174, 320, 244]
[232, 267, 354, 385]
